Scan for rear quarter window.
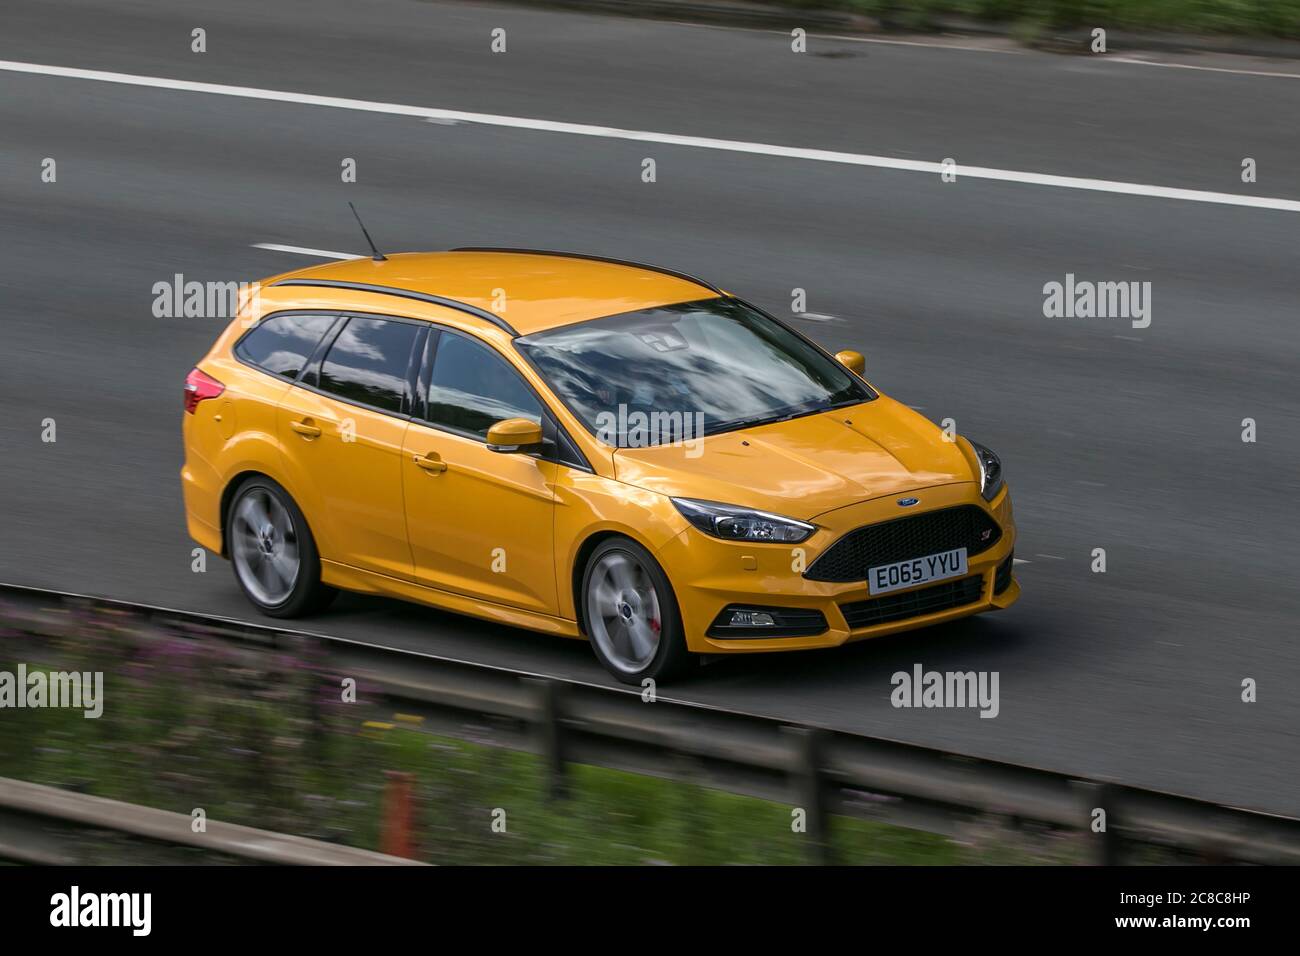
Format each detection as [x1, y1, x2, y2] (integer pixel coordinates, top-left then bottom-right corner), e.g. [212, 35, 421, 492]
[235, 314, 336, 379]
[317, 316, 421, 415]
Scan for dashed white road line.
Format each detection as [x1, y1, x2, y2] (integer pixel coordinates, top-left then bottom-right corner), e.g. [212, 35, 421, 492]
[1012, 558, 1031, 565]
[1109, 56, 1300, 80]
[252, 242, 356, 259]
[4, 59, 1300, 214]
[784, 30, 1024, 56]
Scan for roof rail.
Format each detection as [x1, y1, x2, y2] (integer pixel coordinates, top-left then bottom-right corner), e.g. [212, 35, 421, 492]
[270, 278, 517, 335]
[450, 247, 724, 296]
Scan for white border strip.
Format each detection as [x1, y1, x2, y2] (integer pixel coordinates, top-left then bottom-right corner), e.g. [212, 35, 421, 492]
[1109, 55, 1300, 80]
[4, 59, 1299, 213]
[252, 242, 357, 259]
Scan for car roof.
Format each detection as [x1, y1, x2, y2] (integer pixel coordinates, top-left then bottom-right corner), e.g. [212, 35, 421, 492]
[270, 250, 722, 336]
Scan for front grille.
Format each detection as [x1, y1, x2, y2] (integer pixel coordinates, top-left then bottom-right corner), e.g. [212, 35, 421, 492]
[994, 551, 1014, 595]
[804, 505, 1001, 583]
[840, 574, 984, 630]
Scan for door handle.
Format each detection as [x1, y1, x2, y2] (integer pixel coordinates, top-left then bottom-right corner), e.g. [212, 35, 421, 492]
[413, 453, 447, 474]
[290, 419, 322, 439]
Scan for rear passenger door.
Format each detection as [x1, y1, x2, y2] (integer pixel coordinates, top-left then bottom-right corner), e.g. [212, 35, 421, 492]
[276, 314, 425, 581]
[228, 311, 338, 456]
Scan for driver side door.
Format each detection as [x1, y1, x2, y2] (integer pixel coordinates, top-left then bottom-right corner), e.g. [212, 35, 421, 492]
[401, 328, 559, 614]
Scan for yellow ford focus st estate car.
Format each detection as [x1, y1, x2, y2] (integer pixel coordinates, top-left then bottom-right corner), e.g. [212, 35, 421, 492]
[181, 249, 1018, 683]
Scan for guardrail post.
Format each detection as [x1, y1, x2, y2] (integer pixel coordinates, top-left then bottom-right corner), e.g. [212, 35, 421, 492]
[529, 678, 568, 800]
[1095, 783, 1125, 866]
[785, 726, 833, 865]
[380, 771, 416, 859]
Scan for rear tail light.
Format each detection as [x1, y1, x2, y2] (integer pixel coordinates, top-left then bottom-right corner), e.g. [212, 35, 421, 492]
[184, 368, 225, 414]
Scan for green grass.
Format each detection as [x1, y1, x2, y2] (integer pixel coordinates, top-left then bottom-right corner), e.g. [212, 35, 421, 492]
[783, 0, 1300, 39]
[0, 605, 1081, 864]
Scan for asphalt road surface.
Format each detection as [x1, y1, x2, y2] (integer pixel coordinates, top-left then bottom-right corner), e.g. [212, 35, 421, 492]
[2, 0, 1298, 815]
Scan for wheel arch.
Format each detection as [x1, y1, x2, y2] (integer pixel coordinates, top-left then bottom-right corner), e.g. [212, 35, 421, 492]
[570, 527, 677, 638]
[218, 470, 314, 558]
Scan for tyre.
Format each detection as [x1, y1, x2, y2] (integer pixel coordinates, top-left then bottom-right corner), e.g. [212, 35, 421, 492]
[226, 475, 335, 618]
[581, 537, 692, 685]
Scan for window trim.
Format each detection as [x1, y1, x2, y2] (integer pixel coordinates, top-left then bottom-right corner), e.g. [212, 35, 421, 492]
[235, 310, 426, 420]
[413, 324, 592, 473]
[269, 278, 518, 336]
[308, 313, 427, 419]
[298, 315, 347, 389]
[232, 311, 342, 384]
[235, 309, 591, 471]
[416, 326, 441, 424]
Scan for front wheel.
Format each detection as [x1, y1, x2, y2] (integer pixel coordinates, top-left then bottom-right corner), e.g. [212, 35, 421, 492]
[226, 476, 335, 618]
[581, 537, 691, 685]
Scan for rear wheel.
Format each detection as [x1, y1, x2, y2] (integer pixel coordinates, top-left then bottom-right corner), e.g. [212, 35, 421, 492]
[582, 537, 691, 685]
[226, 476, 335, 618]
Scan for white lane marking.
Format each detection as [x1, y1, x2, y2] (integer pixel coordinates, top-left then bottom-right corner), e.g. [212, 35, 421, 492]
[1036, 554, 1066, 560]
[252, 243, 357, 259]
[1012, 558, 1031, 565]
[5, 59, 1300, 213]
[1110, 56, 1300, 80]
[784, 31, 1023, 56]
[795, 311, 842, 322]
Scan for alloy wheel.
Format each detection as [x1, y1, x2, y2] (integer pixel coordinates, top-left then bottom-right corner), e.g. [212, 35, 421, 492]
[231, 487, 301, 606]
[585, 550, 663, 676]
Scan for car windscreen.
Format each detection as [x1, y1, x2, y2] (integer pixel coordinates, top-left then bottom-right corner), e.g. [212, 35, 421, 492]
[515, 297, 874, 448]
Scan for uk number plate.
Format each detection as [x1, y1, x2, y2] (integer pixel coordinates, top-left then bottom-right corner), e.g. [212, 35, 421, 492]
[868, 548, 968, 595]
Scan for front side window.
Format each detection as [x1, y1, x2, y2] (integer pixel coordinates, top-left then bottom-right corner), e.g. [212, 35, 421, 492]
[317, 316, 419, 414]
[235, 313, 335, 379]
[515, 297, 873, 447]
[425, 330, 542, 439]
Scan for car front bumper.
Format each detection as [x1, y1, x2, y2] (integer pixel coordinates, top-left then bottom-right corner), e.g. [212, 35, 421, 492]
[656, 481, 1019, 654]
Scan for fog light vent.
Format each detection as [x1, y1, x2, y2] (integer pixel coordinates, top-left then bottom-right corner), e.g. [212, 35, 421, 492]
[708, 605, 828, 639]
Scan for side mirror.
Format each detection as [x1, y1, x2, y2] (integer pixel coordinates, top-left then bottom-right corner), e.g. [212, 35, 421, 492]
[486, 417, 544, 453]
[835, 349, 865, 376]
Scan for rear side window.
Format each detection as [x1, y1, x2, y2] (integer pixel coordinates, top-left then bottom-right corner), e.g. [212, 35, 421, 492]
[235, 314, 335, 380]
[318, 316, 420, 414]
[425, 330, 542, 439]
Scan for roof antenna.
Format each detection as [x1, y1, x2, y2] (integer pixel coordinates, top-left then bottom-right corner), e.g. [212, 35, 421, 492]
[348, 201, 387, 262]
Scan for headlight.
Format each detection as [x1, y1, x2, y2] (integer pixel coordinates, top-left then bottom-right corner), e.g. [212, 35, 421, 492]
[672, 498, 815, 543]
[969, 440, 1004, 501]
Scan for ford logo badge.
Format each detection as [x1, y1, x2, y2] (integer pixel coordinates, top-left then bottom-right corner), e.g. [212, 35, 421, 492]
[897, 497, 920, 507]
